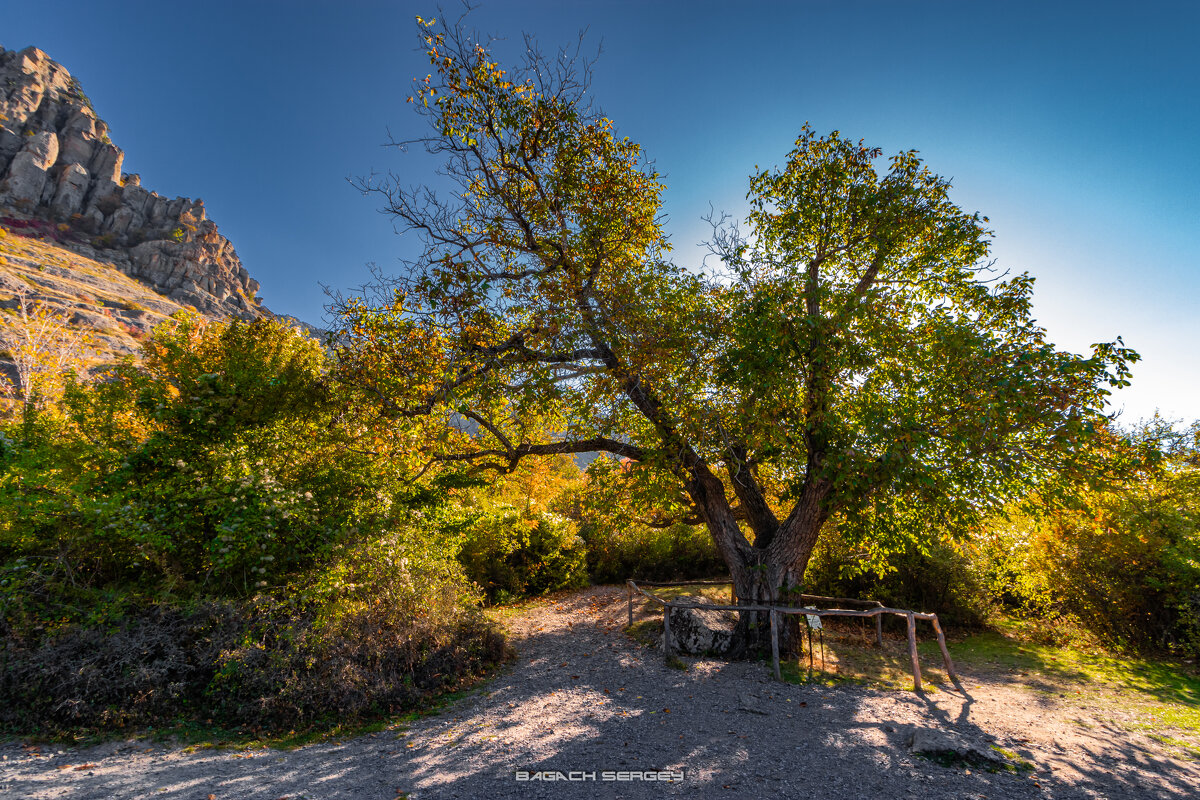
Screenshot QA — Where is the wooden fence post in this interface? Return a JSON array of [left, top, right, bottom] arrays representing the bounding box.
[[627, 582, 633, 627], [930, 614, 957, 680], [875, 614, 884, 647], [906, 612, 923, 692], [663, 604, 672, 659], [770, 609, 781, 680]]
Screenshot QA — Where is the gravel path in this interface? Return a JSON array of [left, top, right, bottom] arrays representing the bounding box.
[[3, 585, 1198, 799]]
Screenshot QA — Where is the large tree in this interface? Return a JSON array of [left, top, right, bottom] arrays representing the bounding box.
[[334, 16, 1136, 651]]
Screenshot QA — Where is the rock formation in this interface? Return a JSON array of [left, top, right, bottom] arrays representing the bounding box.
[[664, 596, 737, 655], [0, 45, 263, 320]]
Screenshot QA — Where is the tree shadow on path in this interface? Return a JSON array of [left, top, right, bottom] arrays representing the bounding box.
[[3, 587, 1197, 799]]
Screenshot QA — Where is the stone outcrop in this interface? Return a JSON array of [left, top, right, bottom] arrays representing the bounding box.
[[0, 46, 263, 320], [907, 727, 1014, 767], [664, 596, 737, 655]]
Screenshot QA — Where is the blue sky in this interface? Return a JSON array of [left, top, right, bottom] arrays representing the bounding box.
[[2, 0, 1195, 424]]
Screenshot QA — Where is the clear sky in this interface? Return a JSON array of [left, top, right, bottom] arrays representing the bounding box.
[[2, 0, 1195, 425]]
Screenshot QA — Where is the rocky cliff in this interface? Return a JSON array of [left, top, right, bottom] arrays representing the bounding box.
[[0, 45, 263, 320]]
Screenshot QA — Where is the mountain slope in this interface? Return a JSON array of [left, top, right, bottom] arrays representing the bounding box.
[[0, 45, 268, 327], [0, 225, 199, 361]]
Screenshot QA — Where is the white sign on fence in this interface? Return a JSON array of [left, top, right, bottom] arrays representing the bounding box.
[[802, 606, 822, 630]]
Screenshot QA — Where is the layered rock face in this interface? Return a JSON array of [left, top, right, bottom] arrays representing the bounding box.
[[0, 46, 262, 319]]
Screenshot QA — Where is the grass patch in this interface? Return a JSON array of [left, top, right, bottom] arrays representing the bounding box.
[[943, 631, 1200, 707], [779, 658, 863, 688], [773, 620, 953, 691], [483, 600, 539, 625], [773, 617, 1200, 726], [989, 745, 1036, 772], [940, 627, 1200, 753], [1146, 733, 1200, 760], [483, 588, 592, 624], [666, 654, 688, 671], [625, 618, 661, 648], [639, 583, 735, 604]]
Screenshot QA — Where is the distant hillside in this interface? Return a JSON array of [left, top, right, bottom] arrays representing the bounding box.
[[0, 225, 200, 362], [0, 44, 278, 365]]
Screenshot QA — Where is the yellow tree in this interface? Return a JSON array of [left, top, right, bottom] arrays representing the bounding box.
[[0, 285, 91, 413]]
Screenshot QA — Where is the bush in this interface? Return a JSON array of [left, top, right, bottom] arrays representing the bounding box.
[[795, 421, 1200, 651], [0, 314, 377, 604], [0, 599, 506, 735], [581, 521, 726, 585], [0, 527, 507, 735], [974, 481, 1200, 656], [0, 601, 243, 731], [207, 527, 506, 728], [0, 314, 512, 735], [803, 519, 986, 625], [966, 421, 1200, 656], [457, 511, 587, 603]]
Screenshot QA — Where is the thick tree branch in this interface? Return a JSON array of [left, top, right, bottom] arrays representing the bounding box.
[[435, 435, 647, 474], [725, 443, 780, 547]]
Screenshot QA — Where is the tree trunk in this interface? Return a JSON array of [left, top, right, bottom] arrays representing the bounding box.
[[725, 557, 806, 657], [693, 472, 832, 657]]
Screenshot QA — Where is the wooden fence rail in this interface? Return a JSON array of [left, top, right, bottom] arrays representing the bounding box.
[[625, 579, 956, 692], [624, 580, 885, 645]]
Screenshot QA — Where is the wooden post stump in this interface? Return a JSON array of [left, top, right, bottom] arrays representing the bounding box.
[[931, 614, 957, 680], [906, 612, 922, 692], [662, 605, 672, 659], [770, 609, 781, 680]]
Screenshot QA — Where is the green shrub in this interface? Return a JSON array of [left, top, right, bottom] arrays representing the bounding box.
[[0, 313, 512, 736], [580, 521, 725, 584], [457, 511, 587, 603], [974, 472, 1200, 656], [912, 420, 1200, 655], [0, 520, 506, 735], [0, 315, 356, 605], [206, 526, 504, 728], [803, 519, 986, 625]]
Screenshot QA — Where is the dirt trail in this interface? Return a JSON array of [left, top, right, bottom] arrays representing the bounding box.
[[2, 586, 1198, 799]]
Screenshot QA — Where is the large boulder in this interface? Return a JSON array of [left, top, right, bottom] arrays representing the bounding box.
[[664, 595, 738, 655]]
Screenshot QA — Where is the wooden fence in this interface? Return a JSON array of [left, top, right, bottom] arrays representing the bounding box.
[[626, 579, 956, 692]]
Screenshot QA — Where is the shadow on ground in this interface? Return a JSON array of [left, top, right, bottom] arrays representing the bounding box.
[[2, 587, 1197, 799]]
